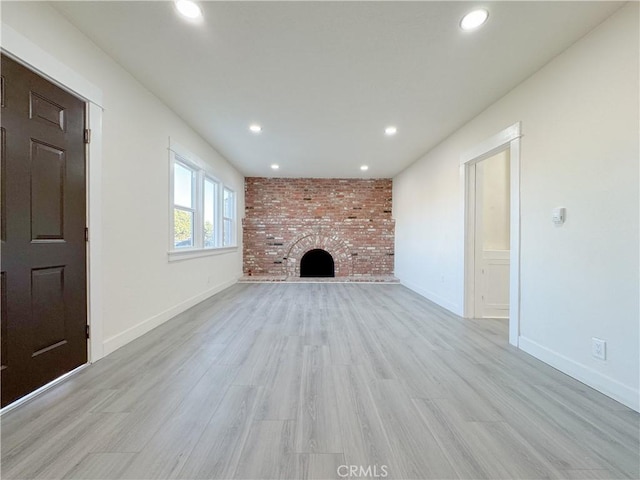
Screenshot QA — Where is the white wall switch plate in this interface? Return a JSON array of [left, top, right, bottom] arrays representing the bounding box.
[[552, 207, 566, 225]]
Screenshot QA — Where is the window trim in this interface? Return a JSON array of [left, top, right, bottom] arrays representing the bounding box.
[[168, 140, 237, 261]]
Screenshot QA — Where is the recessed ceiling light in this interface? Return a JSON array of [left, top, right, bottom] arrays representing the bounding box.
[[249, 124, 262, 133], [175, 0, 202, 19], [271, 164, 279, 170], [460, 9, 489, 31], [360, 165, 369, 171], [385, 126, 397, 136]]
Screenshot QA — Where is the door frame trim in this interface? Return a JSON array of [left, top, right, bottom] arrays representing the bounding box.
[[2, 23, 105, 363], [460, 122, 522, 346]]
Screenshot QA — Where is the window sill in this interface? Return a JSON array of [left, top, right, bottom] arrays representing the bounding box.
[[168, 246, 238, 262]]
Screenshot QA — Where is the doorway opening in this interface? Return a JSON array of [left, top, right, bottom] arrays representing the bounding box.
[[300, 249, 335, 277], [461, 122, 521, 347], [473, 150, 511, 319], [1, 32, 104, 415]]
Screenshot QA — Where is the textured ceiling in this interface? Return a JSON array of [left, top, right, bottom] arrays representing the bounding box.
[[54, 1, 623, 178]]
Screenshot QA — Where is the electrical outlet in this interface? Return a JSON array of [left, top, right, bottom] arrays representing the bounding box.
[[592, 337, 606, 360]]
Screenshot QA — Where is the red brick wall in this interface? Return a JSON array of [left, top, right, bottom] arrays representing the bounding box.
[[243, 178, 394, 277]]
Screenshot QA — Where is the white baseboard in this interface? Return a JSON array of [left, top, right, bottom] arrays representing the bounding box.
[[519, 336, 639, 412], [399, 279, 463, 316], [102, 277, 239, 356]]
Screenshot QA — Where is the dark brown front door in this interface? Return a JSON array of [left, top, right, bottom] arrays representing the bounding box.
[[1, 55, 88, 408]]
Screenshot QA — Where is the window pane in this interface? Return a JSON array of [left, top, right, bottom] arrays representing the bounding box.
[[174, 208, 194, 248], [223, 218, 232, 246], [223, 188, 234, 219], [174, 162, 193, 208], [204, 179, 216, 247]]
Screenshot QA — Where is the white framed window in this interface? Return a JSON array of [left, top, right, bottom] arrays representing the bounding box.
[[223, 187, 236, 246], [168, 140, 237, 261], [173, 161, 196, 248], [204, 177, 218, 248]]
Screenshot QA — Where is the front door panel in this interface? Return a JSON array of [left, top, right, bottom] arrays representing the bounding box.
[[1, 55, 87, 407]]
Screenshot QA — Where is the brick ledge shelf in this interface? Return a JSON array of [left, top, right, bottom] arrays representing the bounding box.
[[239, 275, 400, 283]]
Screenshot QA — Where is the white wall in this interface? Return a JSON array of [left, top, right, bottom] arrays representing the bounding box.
[[1, 2, 245, 358], [479, 150, 510, 251], [394, 4, 639, 410]]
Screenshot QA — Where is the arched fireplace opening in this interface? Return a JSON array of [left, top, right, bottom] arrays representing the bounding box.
[[300, 249, 335, 277]]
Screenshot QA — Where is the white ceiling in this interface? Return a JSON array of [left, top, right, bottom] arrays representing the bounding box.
[[54, 1, 622, 178]]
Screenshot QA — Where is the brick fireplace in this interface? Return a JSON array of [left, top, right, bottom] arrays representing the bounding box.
[[243, 178, 395, 278]]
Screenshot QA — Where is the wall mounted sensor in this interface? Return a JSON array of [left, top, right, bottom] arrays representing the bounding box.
[[552, 207, 566, 225]]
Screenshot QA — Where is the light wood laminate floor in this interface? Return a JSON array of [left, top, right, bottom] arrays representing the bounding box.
[[2, 283, 638, 479]]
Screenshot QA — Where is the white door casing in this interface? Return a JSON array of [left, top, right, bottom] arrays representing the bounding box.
[[1, 23, 105, 363], [461, 122, 521, 346]]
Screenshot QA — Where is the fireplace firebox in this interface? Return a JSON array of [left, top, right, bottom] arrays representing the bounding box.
[[300, 249, 335, 277]]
